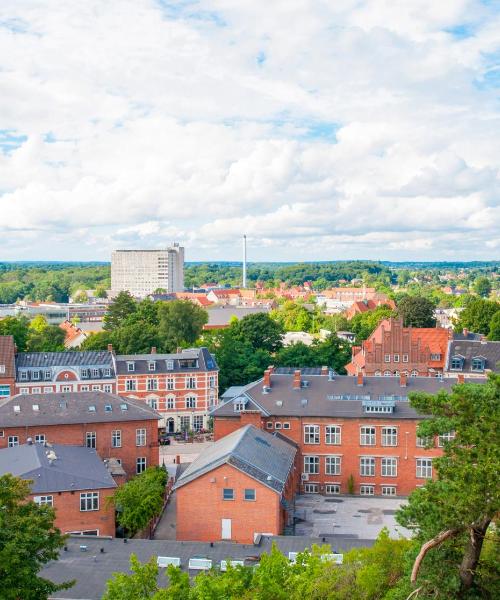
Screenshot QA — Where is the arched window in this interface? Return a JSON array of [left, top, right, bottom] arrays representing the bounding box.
[[384, 370, 391, 376], [411, 370, 418, 377]]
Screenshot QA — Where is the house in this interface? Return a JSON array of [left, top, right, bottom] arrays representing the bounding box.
[[210, 367, 481, 497], [320, 287, 377, 302], [175, 424, 297, 543], [202, 306, 272, 331], [0, 391, 160, 478], [206, 289, 242, 305], [15, 348, 116, 395], [0, 443, 117, 536], [445, 338, 500, 377], [0, 335, 16, 399], [345, 318, 450, 377], [344, 297, 396, 320], [59, 320, 88, 348], [115, 347, 218, 434]]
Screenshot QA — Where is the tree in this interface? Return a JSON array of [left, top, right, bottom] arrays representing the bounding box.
[[275, 342, 317, 368], [234, 312, 284, 353], [397, 376, 500, 597], [94, 285, 108, 299], [72, 291, 88, 303], [0, 315, 30, 351], [487, 310, 500, 341], [111, 467, 167, 536], [111, 322, 161, 355], [80, 331, 114, 351], [474, 277, 492, 298], [157, 300, 208, 351], [25, 316, 66, 352], [455, 297, 500, 335], [396, 295, 436, 328], [350, 305, 394, 342], [313, 334, 352, 374], [0, 474, 73, 599], [104, 291, 137, 331], [270, 301, 313, 332]]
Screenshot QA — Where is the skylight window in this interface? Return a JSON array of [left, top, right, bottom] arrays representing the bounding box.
[[88, 405, 96, 412]]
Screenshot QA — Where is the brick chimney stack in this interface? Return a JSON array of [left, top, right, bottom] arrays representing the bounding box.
[[400, 372, 407, 387], [457, 374, 465, 384], [293, 369, 301, 389], [357, 372, 364, 386], [263, 369, 271, 388], [151, 346, 157, 354], [321, 365, 328, 376], [107, 343, 113, 353], [463, 328, 469, 338]]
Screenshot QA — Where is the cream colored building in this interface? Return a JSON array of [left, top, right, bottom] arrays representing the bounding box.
[[111, 245, 184, 298]]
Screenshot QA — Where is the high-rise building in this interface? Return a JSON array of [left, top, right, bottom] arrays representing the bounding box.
[[111, 245, 184, 298]]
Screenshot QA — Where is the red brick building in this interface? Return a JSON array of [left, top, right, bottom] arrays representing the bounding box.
[[175, 424, 297, 543], [0, 335, 16, 400], [116, 347, 218, 434], [211, 368, 477, 497], [0, 391, 160, 478], [344, 297, 396, 320], [346, 318, 450, 377], [0, 443, 117, 536]]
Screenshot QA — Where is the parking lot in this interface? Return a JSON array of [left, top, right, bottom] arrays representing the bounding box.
[[294, 494, 411, 540]]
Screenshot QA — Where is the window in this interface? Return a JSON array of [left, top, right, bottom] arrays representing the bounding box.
[[325, 484, 340, 495], [127, 362, 135, 372], [266, 421, 273, 429], [32, 371, 40, 380], [382, 486, 397, 496], [44, 370, 51, 380], [451, 356, 463, 370], [471, 358, 484, 372], [125, 379, 137, 392], [360, 457, 375, 477], [166, 360, 174, 370], [34, 495, 53, 506], [19, 371, 28, 381], [234, 401, 246, 412], [381, 427, 398, 446], [381, 457, 397, 477], [0, 385, 10, 398], [103, 384, 112, 393], [360, 485, 374, 496], [86, 432, 96, 448], [80, 385, 90, 392], [166, 396, 175, 410], [136, 428, 146, 446], [103, 368, 111, 377], [416, 458, 433, 479], [304, 483, 319, 493], [92, 385, 100, 391], [111, 430, 122, 448], [180, 416, 190, 431], [325, 425, 341, 445], [283, 422, 291, 430], [209, 375, 216, 388], [384, 354, 390, 363], [360, 426, 376, 446], [274, 422, 282, 429], [136, 457, 147, 474], [186, 376, 196, 389], [147, 378, 158, 391], [91, 368, 99, 378], [430, 353, 441, 361], [416, 436, 433, 448], [32, 387, 41, 394], [185, 396, 196, 409], [438, 432, 455, 447], [148, 361, 156, 372], [193, 415, 204, 431], [304, 456, 320, 474], [80, 492, 99, 511], [0, 365, 4, 374], [394, 354, 400, 363], [35, 434, 45, 444], [8, 436, 19, 447], [166, 377, 174, 390], [244, 489, 256, 501], [384, 370, 391, 376], [222, 488, 234, 500], [81, 368, 89, 378], [304, 425, 320, 444], [61, 385, 72, 392], [411, 370, 419, 377], [43, 386, 54, 393], [148, 397, 158, 410], [325, 455, 341, 476], [402, 354, 409, 363]]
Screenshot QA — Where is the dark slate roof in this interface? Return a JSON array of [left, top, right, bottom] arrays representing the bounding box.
[[207, 306, 270, 327], [175, 425, 296, 494], [211, 373, 487, 420], [42, 535, 373, 599], [0, 443, 117, 493], [446, 339, 500, 373], [115, 347, 218, 374], [0, 335, 16, 378], [16, 350, 114, 369], [0, 391, 160, 426]]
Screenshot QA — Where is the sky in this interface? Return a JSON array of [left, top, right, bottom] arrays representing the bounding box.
[[1, 0, 500, 263]]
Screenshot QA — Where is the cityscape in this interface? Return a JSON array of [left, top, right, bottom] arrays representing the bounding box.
[[1, 2, 500, 600]]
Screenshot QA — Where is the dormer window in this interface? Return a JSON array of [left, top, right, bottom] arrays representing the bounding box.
[[91, 368, 99, 378], [0, 365, 4, 374], [127, 362, 135, 372], [44, 370, 51, 380], [430, 353, 441, 361], [148, 361, 156, 372], [103, 368, 111, 377], [166, 360, 174, 370], [19, 371, 28, 381], [450, 356, 463, 370], [88, 405, 96, 412], [32, 371, 40, 380], [81, 368, 89, 378], [471, 357, 485, 372]]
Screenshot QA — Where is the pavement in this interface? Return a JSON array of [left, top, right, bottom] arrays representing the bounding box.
[[153, 488, 177, 540], [160, 439, 214, 465]]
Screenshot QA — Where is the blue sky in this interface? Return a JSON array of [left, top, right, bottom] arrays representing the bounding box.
[[0, 0, 500, 262]]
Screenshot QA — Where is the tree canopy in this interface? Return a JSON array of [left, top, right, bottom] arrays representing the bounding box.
[[454, 297, 500, 335], [396, 295, 436, 328]]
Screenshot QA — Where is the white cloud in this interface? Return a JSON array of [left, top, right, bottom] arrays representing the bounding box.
[[0, 0, 499, 261]]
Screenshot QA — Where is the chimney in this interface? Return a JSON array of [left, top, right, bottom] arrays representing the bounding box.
[[321, 365, 328, 376], [267, 365, 274, 374], [293, 369, 301, 390], [176, 347, 182, 354], [400, 372, 407, 387], [351, 345, 361, 359], [357, 372, 364, 386], [457, 374, 465, 384], [462, 328, 468, 338], [107, 343, 113, 353], [263, 369, 271, 389], [151, 347, 157, 354]]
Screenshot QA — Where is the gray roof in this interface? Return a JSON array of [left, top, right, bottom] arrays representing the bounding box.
[[211, 373, 487, 420], [446, 339, 500, 373], [0, 391, 160, 426], [115, 347, 217, 374], [207, 306, 270, 327], [42, 535, 372, 599], [0, 443, 117, 493], [16, 350, 114, 369], [175, 425, 296, 494]]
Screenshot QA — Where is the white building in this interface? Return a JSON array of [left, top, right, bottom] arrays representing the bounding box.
[[111, 245, 184, 298]]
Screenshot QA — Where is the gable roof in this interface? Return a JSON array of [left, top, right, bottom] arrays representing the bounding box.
[[174, 424, 296, 494], [0, 335, 16, 378], [0, 443, 117, 493]]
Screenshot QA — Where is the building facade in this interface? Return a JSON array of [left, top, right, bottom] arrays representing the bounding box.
[[111, 245, 184, 298], [116, 347, 218, 433], [346, 318, 450, 377], [0, 391, 160, 478], [445, 338, 500, 377], [0, 335, 16, 400]]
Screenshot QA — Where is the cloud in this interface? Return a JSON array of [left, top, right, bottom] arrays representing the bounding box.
[[0, 0, 499, 261]]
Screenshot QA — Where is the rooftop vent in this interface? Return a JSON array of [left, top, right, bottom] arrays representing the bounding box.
[[328, 370, 335, 381], [32, 404, 39, 411], [300, 398, 308, 407], [262, 386, 270, 394], [88, 405, 96, 412], [13, 405, 20, 413], [120, 403, 128, 411], [276, 400, 283, 407]]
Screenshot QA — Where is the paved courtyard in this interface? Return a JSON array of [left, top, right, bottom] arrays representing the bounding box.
[[160, 439, 214, 465], [294, 494, 411, 540]]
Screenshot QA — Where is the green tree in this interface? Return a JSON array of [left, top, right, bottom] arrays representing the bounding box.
[[455, 297, 500, 335], [270, 301, 313, 332], [112, 322, 161, 355], [350, 305, 394, 342], [275, 342, 317, 368], [104, 291, 137, 331], [313, 334, 352, 374], [0, 315, 30, 351], [234, 312, 284, 353], [397, 376, 500, 598], [0, 474, 73, 600], [487, 310, 500, 341], [79, 331, 114, 351], [94, 285, 108, 299], [473, 277, 492, 298], [157, 300, 208, 351], [26, 316, 66, 352], [396, 295, 436, 328], [72, 291, 88, 303], [111, 467, 167, 536]]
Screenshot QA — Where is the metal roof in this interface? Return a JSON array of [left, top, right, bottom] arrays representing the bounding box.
[[115, 347, 218, 374], [16, 350, 114, 369], [446, 339, 500, 373], [0, 335, 15, 378]]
